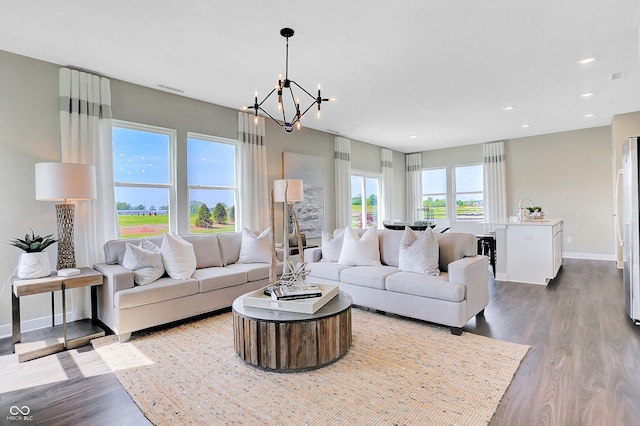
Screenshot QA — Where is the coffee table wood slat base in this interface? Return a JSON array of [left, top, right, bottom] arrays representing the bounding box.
[[233, 291, 352, 372]]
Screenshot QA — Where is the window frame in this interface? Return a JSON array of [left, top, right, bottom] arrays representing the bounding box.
[[421, 166, 448, 223], [350, 169, 382, 229], [453, 163, 484, 223], [112, 120, 178, 237], [186, 132, 241, 233]]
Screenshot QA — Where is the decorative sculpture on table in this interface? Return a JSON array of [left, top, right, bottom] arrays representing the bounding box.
[[273, 179, 308, 286]]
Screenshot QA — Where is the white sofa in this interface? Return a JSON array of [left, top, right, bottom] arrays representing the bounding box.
[[94, 233, 282, 342], [304, 229, 488, 334]]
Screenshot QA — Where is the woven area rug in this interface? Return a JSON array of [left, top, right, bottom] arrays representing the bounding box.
[[93, 308, 529, 425]]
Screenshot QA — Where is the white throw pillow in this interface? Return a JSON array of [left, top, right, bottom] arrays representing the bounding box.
[[238, 227, 272, 264], [321, 228, 345, 262], [338, 227, 381, 266], [398, 227, 440, 276], [122, 239, 165, 286], [160, 232, 197, 280]]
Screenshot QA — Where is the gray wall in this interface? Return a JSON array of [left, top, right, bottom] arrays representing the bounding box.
[[0, 49, 395, 336], [419, 126, 615, 257]]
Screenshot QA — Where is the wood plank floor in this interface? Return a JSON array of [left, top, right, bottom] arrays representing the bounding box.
[[0, 258, 639, 425]]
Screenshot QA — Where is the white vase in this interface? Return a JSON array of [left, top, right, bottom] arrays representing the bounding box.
[[17, 252, 51, 279]]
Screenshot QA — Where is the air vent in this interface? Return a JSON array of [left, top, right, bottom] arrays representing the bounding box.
[[155, 83, 185, 93], [610, 71, 627, 81]]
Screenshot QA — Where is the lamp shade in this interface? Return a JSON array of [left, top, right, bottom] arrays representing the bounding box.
[[274, 179, 303, 203], [35, 162, 97, 201]]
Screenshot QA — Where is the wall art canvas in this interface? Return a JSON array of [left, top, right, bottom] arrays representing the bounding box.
[[284, 152, 324, 238]]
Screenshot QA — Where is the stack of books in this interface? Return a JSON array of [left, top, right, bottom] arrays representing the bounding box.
[[271, 283, 322, 301]]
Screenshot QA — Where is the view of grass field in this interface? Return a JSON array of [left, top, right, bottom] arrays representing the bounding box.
[[117, 214, 234, 238]]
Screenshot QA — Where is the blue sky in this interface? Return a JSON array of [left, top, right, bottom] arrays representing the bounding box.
[[113, 127, 236, 210]]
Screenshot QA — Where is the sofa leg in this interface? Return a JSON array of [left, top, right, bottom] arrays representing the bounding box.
[[450, 327, 463, 336], [476, 309, 485, 317], [118, 332, 131, 343]]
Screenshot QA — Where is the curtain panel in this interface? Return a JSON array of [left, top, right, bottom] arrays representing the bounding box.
[[406, 153, 423, 225], [59, 67, 117, 267], [238, 112, 269, 231], [381, 148, 394, 221], [335, 137, 352, 229], [483, 141, 507, 226]]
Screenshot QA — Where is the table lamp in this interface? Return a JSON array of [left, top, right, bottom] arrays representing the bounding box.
[[273, 179, 304, 272], [35, 162, 97, 270]]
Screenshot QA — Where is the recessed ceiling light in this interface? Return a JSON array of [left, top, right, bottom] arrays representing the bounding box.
[[581, 92, 594, 98], [521, 124, 530, 128], [585, 113, 595, 118], [410, 135, 417, 139], [502, 106, 515, 111], [578, 56, 598, 65]]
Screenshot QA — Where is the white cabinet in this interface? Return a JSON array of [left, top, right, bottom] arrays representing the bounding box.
[[494, 219, 563, 285]]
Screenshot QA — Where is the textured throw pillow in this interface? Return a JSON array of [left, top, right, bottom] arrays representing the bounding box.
[[238, 227, 272, 264], [160, 232, 197, 280], [398, 227, 440, 276], [122, 239, 165, 286], [321, 228, 345, 262], [338, 227, 382, 266]]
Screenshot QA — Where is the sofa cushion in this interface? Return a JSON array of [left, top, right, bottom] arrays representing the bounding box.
[[217, 232, 242, 266], [340, 265, 399, 290], [104, 236, 163, 265], [238, 227, 272, 264], [161, 233, 197, 280], [122, 239, 165, 286], [434, 233, 477, 272], [193, 267, 248, 293], [180, 234, 223, 269], [306, 262, 353, 281], [338, 227, 382, 266], [321, 229, 345, 262], [115, 276, 199, 309], [223, 262, 277, 282], [385, 271, 465, 302], [398, 227, 440, 276]]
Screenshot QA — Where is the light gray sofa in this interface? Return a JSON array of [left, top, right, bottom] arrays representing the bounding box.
[[304, 229, 488, 334], [94, 233, 282, 342]]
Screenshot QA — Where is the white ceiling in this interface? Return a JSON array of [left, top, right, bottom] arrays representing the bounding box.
[[2, 1, 640, 153]]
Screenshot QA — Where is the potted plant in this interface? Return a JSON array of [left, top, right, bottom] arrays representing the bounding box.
[[9, 229, 57, 279]]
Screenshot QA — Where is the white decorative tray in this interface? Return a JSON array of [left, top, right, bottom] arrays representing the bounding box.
[[242, 283, 339, 314]]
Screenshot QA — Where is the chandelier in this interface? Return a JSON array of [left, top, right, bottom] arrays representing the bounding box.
[[244, 28, 334, 133]]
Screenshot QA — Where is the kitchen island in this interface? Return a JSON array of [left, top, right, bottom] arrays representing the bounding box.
[[493, 218, 563, 285]]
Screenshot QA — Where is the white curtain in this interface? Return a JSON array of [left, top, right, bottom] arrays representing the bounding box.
[[59, 67, 117, 267], [483, 141, 507, 225], [238, 112, 269, 231], [406, 153, 422, 224], [335, 137, 352, 229], [381, 148, 394, 221]]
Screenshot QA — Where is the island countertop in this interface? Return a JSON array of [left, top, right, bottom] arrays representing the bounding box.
[[485, 218, 563, 227]]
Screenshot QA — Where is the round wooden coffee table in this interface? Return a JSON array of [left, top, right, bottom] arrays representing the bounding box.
[[232, 291, 352, 372]]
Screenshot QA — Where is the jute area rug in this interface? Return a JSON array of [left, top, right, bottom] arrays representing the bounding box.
[[92, 308, 529, 426]]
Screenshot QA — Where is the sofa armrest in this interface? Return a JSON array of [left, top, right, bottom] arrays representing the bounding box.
[[447, 255, 489, 316], [276, 248, 285, 262], [304, 247, 323, 263], [94, 262, 135, 293]]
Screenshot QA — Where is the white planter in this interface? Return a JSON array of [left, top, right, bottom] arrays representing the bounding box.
[[17, 252, 51, 279]]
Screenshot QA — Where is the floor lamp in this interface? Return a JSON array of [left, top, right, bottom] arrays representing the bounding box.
[[273, 179, 303, 275], [35, 162, 97, 270]]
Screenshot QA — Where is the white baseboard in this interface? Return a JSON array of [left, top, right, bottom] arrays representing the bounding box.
[[562, 252, 616, 262], [0, 311, 86, 340]]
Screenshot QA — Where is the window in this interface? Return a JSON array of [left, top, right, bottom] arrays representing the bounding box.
[[187, 134, 239, 234], [454, 164, 483, 221], [112, 122, 175, 238], [422, 168, 447, 223], [351, 173, 381, 229]]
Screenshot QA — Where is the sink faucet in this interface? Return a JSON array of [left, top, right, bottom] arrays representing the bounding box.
[[518, 198, 533, 221]]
